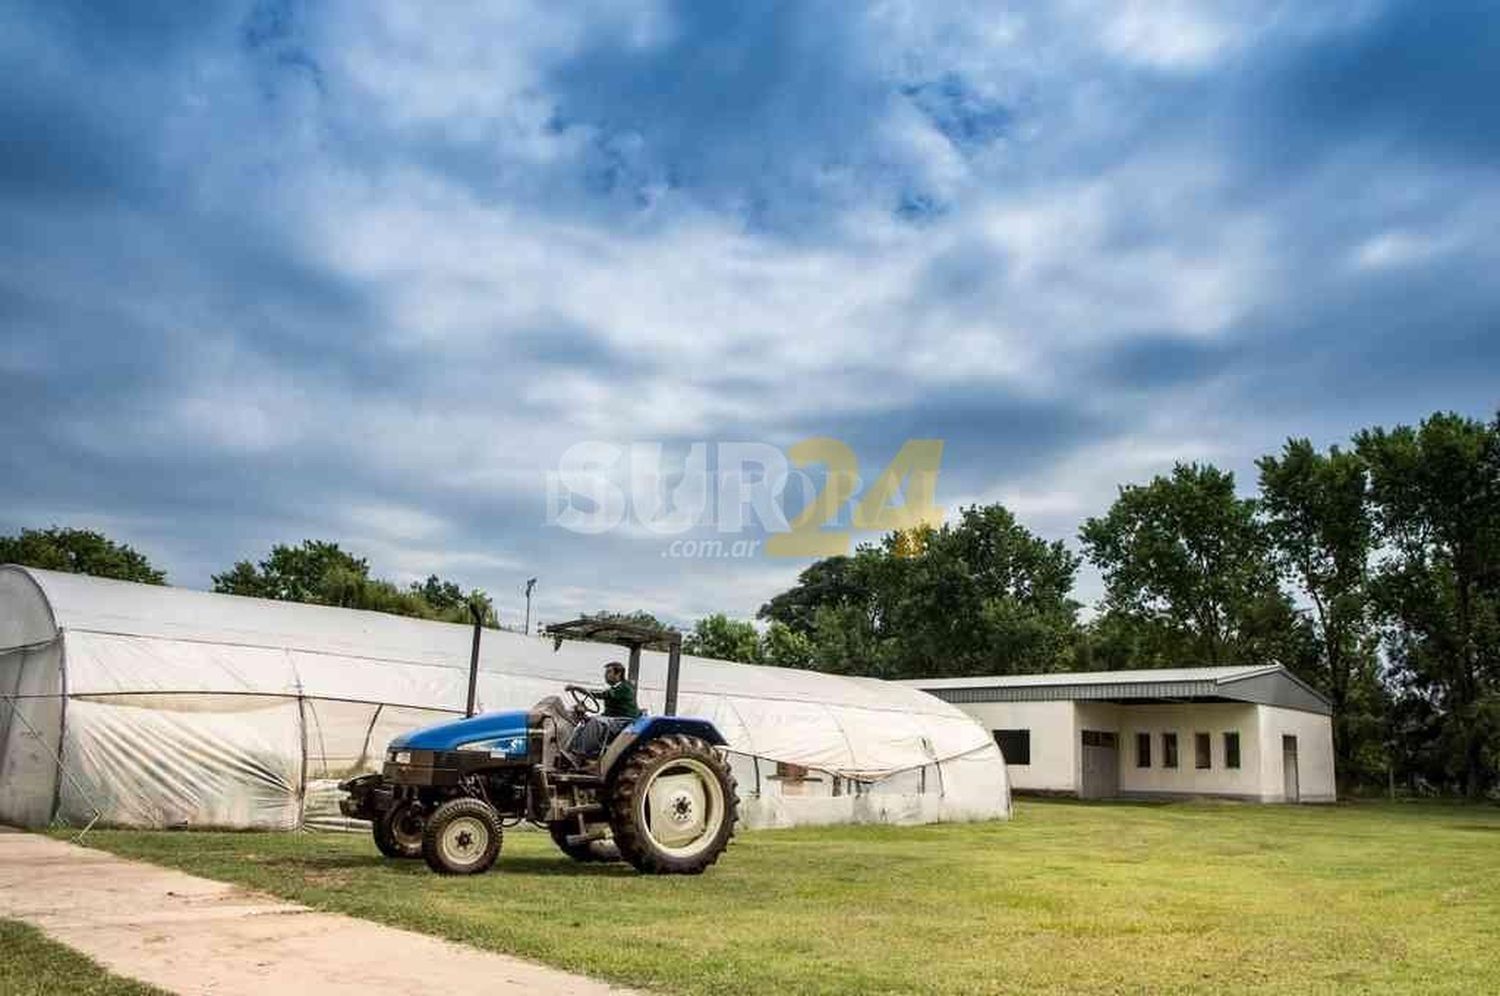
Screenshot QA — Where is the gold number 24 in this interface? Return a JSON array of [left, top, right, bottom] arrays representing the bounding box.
[[765, 439, 944, 558]]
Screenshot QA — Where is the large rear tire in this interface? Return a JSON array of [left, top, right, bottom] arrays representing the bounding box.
[[372, 802, 424, 859], [606, 734, 736, 874], [547, 821, 621, 863], [422, 798, 502, 875]]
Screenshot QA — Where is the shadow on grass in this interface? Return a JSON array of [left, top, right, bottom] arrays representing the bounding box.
[[1016, 797, 1176, 809], [257, 851, 638, 879], [484, 854, 636, 877], [262, 853, 400, 872]]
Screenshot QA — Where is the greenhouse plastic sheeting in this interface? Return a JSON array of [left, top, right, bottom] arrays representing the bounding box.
[[0, 566, 1010, 830]]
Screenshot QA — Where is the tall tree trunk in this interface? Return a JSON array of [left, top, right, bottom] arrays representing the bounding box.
[[1456, 572, 1482, 798], [1329, 649, 1352, 794]]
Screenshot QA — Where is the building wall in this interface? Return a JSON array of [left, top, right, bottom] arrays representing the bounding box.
[[942, 697, 1335, 802], [1112, 702, 1265, 799], [942, 700, 1077, 792], [1257, 704, 1337, 803]]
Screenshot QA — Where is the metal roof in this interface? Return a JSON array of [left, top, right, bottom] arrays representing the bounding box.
[[898, 665, 1331, 715], [543, 617, 680, 650]]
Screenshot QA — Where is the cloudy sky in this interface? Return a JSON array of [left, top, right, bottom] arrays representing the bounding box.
[[3, 1, 1497, 627]]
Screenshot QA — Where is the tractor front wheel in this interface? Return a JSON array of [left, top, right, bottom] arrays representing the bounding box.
[[606, 734, 737, 874], [372, 802, 425, 859], [421, 798, 502, 875]]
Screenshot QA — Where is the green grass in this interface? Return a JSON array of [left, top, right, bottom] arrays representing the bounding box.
[[63, 801, 1500, 995], [0, 920, 165, 996]]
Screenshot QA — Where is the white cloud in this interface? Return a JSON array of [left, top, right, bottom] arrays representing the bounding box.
[[344, 502, 448, 542], [1093, 0, 1245, 70], [1349, 230, 1451, 271]]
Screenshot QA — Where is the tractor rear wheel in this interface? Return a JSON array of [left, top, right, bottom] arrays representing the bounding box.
[[422, 798, 502, 875], [372, 802, 424, 859], [547, 821, 621, 863], [606, 734, 737, 874]]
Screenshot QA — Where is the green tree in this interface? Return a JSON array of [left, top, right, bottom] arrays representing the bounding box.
[[1079, 464, 1301, 669], [917, 507, 1081, 675], [1357, 413, 1500, 797], [411, 575, 468, 613], [807, 601, 896, 677], [213, 540, 367, 602], [1075, 610, 1184, 671], [761, 620, 814, 669], [758, 556, 864, 635], [407, 574, 497, 627], [683, 614, 763, 664], [757, 504, 1081, 678], [0, 526, 166, 584], [212, 540, 497, 627], [1257, 439, 1381, 788]]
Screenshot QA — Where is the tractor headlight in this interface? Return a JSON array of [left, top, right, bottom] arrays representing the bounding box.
[[458, 736, 527, 756], [390, 750, 412, 765]]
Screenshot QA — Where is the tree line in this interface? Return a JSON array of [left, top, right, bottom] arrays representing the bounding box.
[[0, 530, 498, 628]]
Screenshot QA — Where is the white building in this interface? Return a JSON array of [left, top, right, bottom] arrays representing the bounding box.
[[902, 666, 1335, 803], [0, 566, 1009, 831]]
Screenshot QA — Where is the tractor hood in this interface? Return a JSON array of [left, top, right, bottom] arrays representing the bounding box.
[[390, 710, 531, 752]]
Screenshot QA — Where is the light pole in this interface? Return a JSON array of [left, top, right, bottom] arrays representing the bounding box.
[[523, 577, 537, 635]]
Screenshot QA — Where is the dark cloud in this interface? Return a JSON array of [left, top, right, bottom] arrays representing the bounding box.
[[1091, 336, 1242, 393], [505, 325, 652, 374], [541, 2, 903, 227], [1230, 251, 1500, 416], [901, 74, 1013, 153], [1258, 2, 1500, 166], [787, 389, 1113, 503]]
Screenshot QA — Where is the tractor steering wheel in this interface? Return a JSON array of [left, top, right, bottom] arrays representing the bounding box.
[[565, 685, 603, 716]]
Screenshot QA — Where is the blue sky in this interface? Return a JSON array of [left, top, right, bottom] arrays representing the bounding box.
[[3, 1, 1497, 627]]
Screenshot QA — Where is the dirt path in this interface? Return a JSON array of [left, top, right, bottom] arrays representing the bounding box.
[[0, 829, 637, 996]]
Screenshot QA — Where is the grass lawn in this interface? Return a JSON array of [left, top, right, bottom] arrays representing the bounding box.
[[0, 919, 165, 996], [66, 800, 1499, 995]]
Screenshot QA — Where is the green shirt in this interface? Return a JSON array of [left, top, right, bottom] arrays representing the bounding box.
[[601, 680, 641, 719]]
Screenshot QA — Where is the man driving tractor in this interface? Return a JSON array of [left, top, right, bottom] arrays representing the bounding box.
[[566, 660, 642, 757]]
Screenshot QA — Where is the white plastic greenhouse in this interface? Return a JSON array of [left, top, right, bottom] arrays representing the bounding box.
[[0, 566, 1010, 831]]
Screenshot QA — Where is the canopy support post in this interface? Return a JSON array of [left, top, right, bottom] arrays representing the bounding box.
[[466, 602, 483, 718], [626, 643, 642, 686], [664, 636, 681, 717]]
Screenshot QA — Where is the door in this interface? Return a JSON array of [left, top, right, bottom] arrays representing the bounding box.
[[1080, 730, 1119, 799], [1282, 734, 1300, 803], [0, 645, 64, 827]]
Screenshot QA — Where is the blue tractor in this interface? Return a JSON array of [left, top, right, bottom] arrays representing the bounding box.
[[339, 617, 738, 875]]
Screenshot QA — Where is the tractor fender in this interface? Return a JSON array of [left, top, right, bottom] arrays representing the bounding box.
[[598, 716, 727, 779]]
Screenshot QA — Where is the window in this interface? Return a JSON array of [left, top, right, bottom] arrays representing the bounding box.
[[1081, 730, 1117, 749], [1162, 732, 1179, 768], [1195, 732, 1212, 769], [1224, 732, 1241, 769], [994, 729, 1031, 766], [1136, 732, 1152, 768]]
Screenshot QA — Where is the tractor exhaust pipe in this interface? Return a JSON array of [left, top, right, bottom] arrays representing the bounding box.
[[665, 635, 681, 717], [466, 601, 483, 717]]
